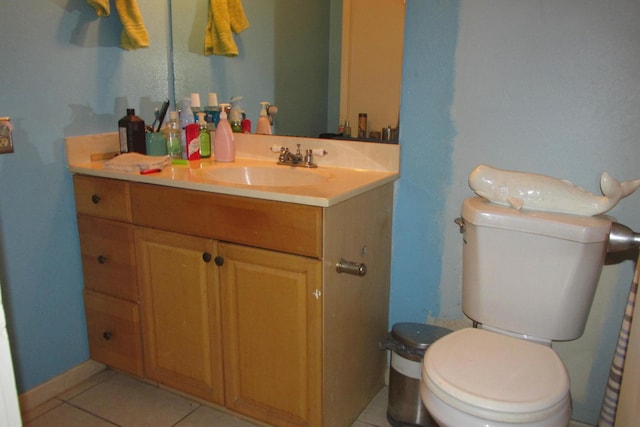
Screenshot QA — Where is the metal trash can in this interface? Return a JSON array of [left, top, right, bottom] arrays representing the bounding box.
[[380, 322, 451, 427]]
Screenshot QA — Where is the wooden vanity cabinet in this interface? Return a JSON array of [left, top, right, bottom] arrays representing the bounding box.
[[74, 176, 392, 427], [73, 175, 143, 377]]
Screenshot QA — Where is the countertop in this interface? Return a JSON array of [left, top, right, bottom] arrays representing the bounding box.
[[66, 132, 400, 207]]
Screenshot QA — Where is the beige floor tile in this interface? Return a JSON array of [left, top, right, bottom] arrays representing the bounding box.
[[355, 386, 393, 427], [23, 402, 115, 427], [176, 405, 262, 427], [58, 369, 117, 401], [68, 373, 199, 426]]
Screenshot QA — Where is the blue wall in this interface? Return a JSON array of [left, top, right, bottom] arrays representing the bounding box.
[[0, 0, 170, 391], [390, 0, 459, 325]]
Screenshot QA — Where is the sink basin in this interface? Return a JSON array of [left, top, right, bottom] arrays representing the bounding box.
[[199, 166, 329, 187]]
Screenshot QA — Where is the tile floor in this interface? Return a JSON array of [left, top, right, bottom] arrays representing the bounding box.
[[21, 369, 393, 427]]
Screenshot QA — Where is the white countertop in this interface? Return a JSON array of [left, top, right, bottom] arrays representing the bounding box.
[[66, 132, 400, 207]]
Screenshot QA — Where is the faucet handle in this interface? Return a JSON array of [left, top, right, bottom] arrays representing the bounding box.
[[270, 145, 282, 153]]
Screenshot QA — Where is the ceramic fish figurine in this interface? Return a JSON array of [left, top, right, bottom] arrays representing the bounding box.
[[468, 164, 640, 216]]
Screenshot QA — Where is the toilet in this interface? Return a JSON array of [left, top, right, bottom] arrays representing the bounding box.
[[421, 197, 612, 427]]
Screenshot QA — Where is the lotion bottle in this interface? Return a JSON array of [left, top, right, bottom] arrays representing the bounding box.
[[213, 103, 235, 162], [256, 102, 272, 135]]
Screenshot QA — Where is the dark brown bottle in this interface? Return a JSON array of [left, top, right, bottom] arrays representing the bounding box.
[[118, 108, 146, 154]]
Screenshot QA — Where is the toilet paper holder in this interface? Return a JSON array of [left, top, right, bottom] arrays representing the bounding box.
[[336, 258, 367, 276]]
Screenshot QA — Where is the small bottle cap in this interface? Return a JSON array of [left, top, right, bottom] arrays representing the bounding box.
[[190, 93, 201, 108]]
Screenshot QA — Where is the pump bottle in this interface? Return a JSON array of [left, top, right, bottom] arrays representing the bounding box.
[[213, 103, 235, 162], [256, 102, 272, 135], [198, 112, 211, 158]]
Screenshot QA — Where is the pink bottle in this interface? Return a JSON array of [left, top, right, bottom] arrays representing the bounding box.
[[213, 103, 235, 162]]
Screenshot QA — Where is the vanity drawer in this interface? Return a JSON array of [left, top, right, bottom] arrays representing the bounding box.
[[84, 289, 143, 377], [77, 215, 138, 302], [130, 183, 323, 258], [73, 175, 132, 222]]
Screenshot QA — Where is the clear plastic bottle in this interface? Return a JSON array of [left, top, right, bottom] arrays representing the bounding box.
[[213, 103, 235, 162], [180, 98, 194, 159], [165, 111, 182, 159], [198, 112, 211, 158], [118, 108, 146, 154]]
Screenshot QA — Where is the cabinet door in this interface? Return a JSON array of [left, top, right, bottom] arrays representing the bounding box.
[[218, 242, 322, 427], [135, 227, 224, 404]]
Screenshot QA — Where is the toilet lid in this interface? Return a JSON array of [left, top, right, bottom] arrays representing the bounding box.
[[423, 328, 570, 423]]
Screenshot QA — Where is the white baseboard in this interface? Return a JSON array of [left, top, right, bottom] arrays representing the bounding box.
[[18, 360, 105, 414]]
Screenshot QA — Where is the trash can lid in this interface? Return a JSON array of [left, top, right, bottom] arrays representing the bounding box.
[[391, 322, 451, 350]]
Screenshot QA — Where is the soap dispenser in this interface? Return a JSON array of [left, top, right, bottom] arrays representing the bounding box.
[[197, 112, 211, 158], [256, 102, 272, 135], [229, 96, 243, 133], [213, 103, 235, 162]]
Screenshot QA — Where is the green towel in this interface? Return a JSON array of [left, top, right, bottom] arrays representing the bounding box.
[[205, 0, 250, 57], [87, 0, 149, 50]]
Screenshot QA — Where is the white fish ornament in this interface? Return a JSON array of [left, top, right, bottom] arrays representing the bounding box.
[[468, 164, 640, 216]]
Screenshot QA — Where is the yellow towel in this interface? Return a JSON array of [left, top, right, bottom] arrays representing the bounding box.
[[87, 0, 149, 50], [205, 0, 250, 57]]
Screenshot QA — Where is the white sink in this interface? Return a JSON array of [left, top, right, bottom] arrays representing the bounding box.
[[199, 166, 330, 187]]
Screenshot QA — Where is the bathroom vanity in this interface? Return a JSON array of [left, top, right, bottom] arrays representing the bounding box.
[[67, 133, 399, 427]]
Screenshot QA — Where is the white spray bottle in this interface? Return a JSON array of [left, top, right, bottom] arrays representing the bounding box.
[[213, 103, 235, 162]]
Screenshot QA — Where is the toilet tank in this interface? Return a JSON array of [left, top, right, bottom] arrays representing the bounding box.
[[460, 197, 612, 341]]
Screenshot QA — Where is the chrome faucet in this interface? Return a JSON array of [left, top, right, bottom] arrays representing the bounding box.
[[277, 144, 318, 168]]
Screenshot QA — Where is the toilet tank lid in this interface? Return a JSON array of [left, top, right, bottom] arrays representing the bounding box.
[[462, 197, 612, 243]]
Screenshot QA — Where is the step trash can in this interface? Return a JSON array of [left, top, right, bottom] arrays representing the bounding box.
[[380, 322, 451, 427]]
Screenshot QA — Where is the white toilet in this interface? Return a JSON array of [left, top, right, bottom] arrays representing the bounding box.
[[421, 197, 613, 427]]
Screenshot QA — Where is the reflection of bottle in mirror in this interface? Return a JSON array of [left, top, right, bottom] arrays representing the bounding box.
[[343, 120, 351, 138], [256, 102, 272, 135], [358, 113, 367, 139]]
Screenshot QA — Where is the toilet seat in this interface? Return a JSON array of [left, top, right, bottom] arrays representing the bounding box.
[[423, 328, 571, 424]]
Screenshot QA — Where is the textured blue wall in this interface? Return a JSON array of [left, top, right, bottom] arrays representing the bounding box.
[[0, 0, 169, 391], [390, 0, 459, 325]]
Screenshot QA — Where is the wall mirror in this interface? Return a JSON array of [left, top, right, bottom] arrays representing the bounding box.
[[170, 0, 404, 141]]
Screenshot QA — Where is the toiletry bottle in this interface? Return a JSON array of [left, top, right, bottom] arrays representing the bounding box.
[[165, 111, 182, 159], [256, 102, 272, 135], [190, 93, 201, 122], [213, 103, 235, 162], [343, 120, 352, 138], [180, 98, 194, 159], [118, 108, 146, 154], [358, 113, 368, 139], [241, 112, 251, 133], [198, 112, 211, 158], [185, 122, 200, 161], [229, 97, 243, 133], [204, 92, 220, 130]]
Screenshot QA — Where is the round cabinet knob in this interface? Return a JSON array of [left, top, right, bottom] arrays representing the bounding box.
[[91, 194, 101, 204], [102, 331, 112, 340], [202, 252, 212, 263], [214, 256, 224, 266], [97, 255, 107, 264]]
